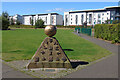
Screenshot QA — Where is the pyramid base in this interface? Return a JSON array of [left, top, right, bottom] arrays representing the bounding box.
[[27, 37, 72, 69], [27, 62, 72, 69]]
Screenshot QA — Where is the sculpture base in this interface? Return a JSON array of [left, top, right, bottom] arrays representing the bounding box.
[[27, 62, 72, 69], [27, 37, 72, 69]]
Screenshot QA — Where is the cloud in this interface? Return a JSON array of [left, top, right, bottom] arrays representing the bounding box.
[[46, 8, 75, 12]]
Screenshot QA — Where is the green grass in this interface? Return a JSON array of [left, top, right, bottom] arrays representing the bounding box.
[[2, 29, 112, 62]]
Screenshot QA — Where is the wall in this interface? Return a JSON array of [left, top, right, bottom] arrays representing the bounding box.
[[56, 15, 63, 25]]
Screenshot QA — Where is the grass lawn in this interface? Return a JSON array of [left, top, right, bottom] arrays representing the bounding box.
[[2, 28, 112, 62]]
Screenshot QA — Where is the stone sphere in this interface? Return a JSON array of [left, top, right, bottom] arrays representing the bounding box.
[[44, 25, 57, 37]]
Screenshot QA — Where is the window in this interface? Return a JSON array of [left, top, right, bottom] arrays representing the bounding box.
[[46, 17, 47, 23], [71, 15, 72, 17], [98, 14, 101, 18], [81, 14, 84, 24], [98, 20, 101, 24], [102, 13, 104, 16], [107, 13, 109, 15], [35, 17, 36, 22], [52, 16, 54, 24], [30, 17, 31, 24], [65, 15, 68, 24], [89, 14, 92, 24], [71, 18, 72, 20], [111, 17, 113, 20], [75, 15, 78, 24], [71, 22, 72, 24], [107, 17, 109, 20]]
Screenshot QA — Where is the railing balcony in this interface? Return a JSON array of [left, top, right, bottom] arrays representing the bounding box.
[[115, 13, 120, 17]]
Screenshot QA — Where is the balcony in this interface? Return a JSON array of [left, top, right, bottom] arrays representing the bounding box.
[[115, 13, 120, 17]]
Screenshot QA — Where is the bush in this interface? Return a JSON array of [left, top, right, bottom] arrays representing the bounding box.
[[94, 24, 120, 43], [105, 19, 111, 24], [2, 12, 9, 30], [16, 20, 21, 25], [10, 18, 14, 25], [2, 16, 9, 30], [112, 20, 120, 24], [56, 25, 93, 28], [9, 25, 35, 28], [0, 16, 2, 29], [35, 19, 44, 28]]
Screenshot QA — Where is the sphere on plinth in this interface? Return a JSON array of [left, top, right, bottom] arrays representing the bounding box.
[[44, 25, 57, 37]]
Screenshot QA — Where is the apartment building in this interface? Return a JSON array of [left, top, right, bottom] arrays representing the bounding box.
[[9, 13, 63, 26], [64, 6, 120, 26], [9, 14, 23, 24]]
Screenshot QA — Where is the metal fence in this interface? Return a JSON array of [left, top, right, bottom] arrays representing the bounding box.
[[75, 27, 92, 36]]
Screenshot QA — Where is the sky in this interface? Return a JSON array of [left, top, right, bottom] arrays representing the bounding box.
[[2, 2, 119, 16]]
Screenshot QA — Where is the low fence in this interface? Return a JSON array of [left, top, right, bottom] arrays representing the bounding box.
[[75, 27, 92, 36]]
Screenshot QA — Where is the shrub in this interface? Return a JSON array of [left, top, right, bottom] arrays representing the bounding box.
[[10, 18, 14, 25], [35, 19, 44, 28], [105, 19, 111, 24], [2, 16, 9, 30], [16, 20, 21, 25], [2, 12, 9, 30], [112, 20, 120, 24], [56, 25, 93, 28], [94, 24, 120, 43], [0, 16, 2, 29], [9, 25, 35, 28]]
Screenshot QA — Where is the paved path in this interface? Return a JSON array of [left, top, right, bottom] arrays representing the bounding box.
[[2, 62, 33, 78], [64, 32, 118, 78]]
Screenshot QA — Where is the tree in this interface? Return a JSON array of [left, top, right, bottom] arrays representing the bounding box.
[[0, 16, 2, 30], [112, 20, 120, 24], [35, 19, 44, 28], [30, 18, 34, 26], [16, 20, 21, 25], [2, 11, 9, 19], [2, 12, 9, 30], [105, 19, 111, 24], [11, 18, 14, 25]]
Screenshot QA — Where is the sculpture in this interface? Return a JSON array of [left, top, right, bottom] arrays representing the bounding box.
[[27, 25, 72, 69]]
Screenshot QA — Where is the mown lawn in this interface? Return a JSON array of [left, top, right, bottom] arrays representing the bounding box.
[[2, 28, 112, 62]]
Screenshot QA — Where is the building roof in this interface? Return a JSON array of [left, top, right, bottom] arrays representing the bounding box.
[[69, 9, 106, 13], [23, 13, 59, 16], [105, 6, 120, 9], [69, 6, 120, 13]]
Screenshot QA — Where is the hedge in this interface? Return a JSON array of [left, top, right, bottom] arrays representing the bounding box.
[[9, 25, 93, 29], [94, 24, 120, 43], [56, 25, 93, 28], [9, 25, 36, 28]]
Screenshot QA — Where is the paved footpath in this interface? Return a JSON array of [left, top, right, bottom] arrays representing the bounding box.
[[64, 32, 119, 78], [2, 62, 33, 78]]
